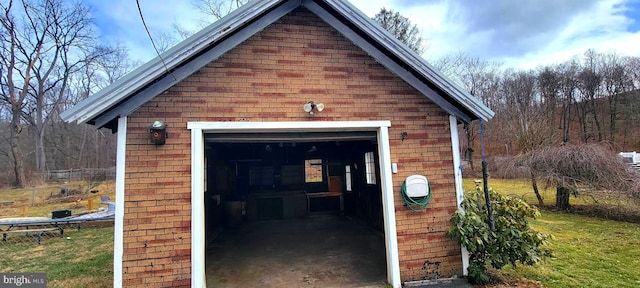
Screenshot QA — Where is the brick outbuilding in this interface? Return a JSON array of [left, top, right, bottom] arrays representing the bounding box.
[[62, 0, 493, 287]]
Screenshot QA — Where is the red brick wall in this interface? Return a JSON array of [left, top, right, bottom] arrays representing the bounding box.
[[122, 8, 462, 287]]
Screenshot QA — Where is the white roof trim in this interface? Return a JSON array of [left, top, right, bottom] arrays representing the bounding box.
[[188, 120, 391, 132]]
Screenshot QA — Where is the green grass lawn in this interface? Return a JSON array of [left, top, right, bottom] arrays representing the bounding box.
[[0, 226, 113, 288], [505, 212, 640, 288], [0, 181, 115, 288], [463, 178, 640, 287]]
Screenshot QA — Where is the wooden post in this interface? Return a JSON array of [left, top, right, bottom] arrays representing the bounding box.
[[88, 199, 94, 211]]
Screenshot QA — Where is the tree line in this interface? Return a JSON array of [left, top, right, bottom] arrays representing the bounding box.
[[435, 51, 640, 164], [435, 51, 640, 209]]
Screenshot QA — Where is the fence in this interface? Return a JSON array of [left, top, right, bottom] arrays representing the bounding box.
[[0, 182, 115, 287], [37, 167, 116, 183]]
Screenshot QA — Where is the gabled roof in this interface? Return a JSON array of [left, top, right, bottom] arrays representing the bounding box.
[[61, 0, 494, 130]]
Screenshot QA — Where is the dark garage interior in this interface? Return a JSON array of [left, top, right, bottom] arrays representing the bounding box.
[[204, 132, 388, 287]]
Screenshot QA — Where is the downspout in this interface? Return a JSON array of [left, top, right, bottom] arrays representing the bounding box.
[[449, 115, 469, 275]]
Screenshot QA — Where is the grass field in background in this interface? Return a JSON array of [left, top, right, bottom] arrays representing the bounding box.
[[462, 178, 557, 204], [0, 181, 116, 218]]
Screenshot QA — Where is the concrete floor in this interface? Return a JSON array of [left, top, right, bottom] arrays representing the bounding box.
[[205, 214, 388, 288]]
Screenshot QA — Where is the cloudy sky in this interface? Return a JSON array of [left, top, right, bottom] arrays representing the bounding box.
[[84, 0, 640, 69]]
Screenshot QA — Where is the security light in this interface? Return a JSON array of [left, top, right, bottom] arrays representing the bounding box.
[[303, 101, 324, 115]]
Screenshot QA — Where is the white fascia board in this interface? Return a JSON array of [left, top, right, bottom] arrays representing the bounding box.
[[187, 121, 391, 132]]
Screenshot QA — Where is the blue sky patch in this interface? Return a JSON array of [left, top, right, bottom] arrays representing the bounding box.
[[621, 0, 640, 32]]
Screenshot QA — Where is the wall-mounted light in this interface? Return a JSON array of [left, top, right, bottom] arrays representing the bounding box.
[[401, 132, 408, 141], [149, 120, 167, 145], [303, 101, 324, 115]]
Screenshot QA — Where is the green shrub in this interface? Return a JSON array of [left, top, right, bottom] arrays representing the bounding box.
[[448, 187, 552, 284]]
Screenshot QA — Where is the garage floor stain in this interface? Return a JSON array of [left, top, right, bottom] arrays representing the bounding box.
[[205, 214, 388, 287]]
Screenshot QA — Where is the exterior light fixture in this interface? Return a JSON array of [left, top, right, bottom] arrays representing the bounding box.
[[401, 132, 408, 141], [149, 120, 167, 145], [303, 101, 324, 115]]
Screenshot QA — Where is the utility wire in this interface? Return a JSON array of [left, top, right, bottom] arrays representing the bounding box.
[[136, 0, 177, 81]]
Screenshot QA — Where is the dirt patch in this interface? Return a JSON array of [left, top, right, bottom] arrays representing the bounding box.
[[47, 188, 86, 204]]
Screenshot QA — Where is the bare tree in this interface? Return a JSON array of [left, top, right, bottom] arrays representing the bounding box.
[[600, 53, 634, 144], [434, 52, 502, 169], [46, 43, 132, 171], [438, 53, 503, 110], [0, 0, 39, 187], [537, 66, 562, 129], [193, 0, 250, 20], [557, 59, 579, 144], [173, 0, 250, 46], [372, 7, 425, 54], [515, 143, 639, 210], [501, 70, 539, 140], [26, 1, 108, 173], [501, 70, 556, 205], [0, 0, 114, 186], [576, 50, 604, 142], [153, 31, 179, 54], [90, 46, 136, 91], [618, 56, 640, 148]]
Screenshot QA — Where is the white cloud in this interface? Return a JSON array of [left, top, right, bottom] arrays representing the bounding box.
[[349, 0, 640, 69], [86, 0, 640, 70], [498, 0, 640, 68]]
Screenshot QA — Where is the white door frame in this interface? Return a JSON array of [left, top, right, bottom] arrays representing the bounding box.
[[114, 116, 127, 288], [188, 121, 401, 288]]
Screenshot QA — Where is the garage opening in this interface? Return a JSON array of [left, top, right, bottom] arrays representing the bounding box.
[[189, 121, 400, 287], [204, 132, 388, 287]]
